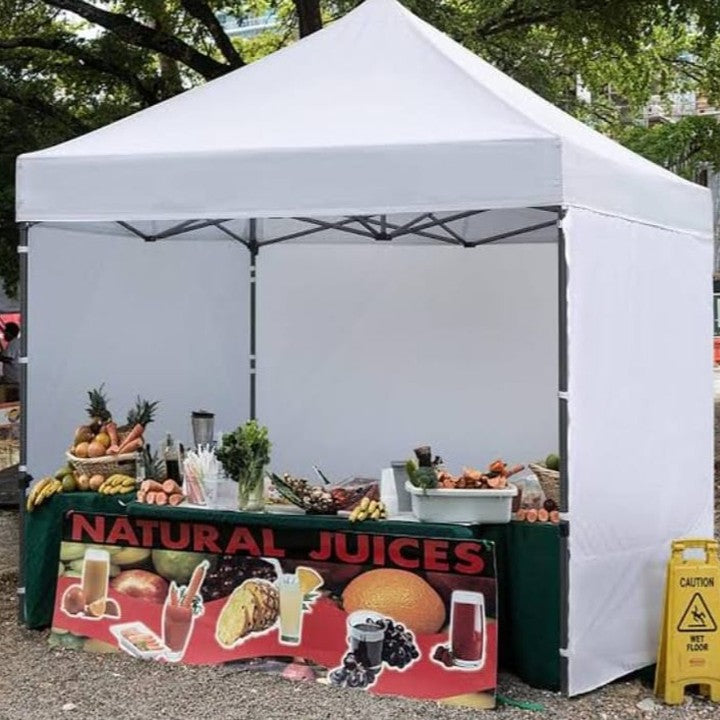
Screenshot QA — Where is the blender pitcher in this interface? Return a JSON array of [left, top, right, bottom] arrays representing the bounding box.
[[449, 590, 486, 669], [191, 411, 214, 448]]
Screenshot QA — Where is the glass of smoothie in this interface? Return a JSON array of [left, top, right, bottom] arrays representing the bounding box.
[[278, 574, 303, 645], [81, 548, 110, 617], [162, 600, 194, 662], [449, 590, 486, 669]]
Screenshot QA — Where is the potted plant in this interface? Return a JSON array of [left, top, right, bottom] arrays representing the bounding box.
[[216, 420, 271, 511]]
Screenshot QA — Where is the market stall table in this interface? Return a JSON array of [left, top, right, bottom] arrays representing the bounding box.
[[24, 493, 561, 690]]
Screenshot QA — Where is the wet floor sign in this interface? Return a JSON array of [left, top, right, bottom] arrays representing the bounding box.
[[655, 539, 720, 704]]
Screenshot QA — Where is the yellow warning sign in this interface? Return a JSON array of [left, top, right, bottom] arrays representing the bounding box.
[[655, 539, 720, 705], [677, 593, 717, 633]]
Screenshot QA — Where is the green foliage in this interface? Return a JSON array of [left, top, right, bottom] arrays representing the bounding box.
[[616, 115, 720, 180], [216, 420, 271, 479], [2, 0, 720, 296]]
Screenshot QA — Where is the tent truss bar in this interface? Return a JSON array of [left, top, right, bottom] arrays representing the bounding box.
[[362, 216, 463, 244], [213, 222, 249, 248], [467, 219, 558, 247], [258, 217, 364, 247], [117, 221, 151, 241]]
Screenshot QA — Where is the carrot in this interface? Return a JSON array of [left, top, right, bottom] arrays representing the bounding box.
[[496, 475, 507, 488], [162, 479, 182, 495], [489, 459, 505, 474], [107, 445, 120, 455], [549, 510, 560, 524], [182, 561, 209, 608], [122, 423, 144, 446], [538, 508, 550, 523], [505, 464, 525, 478], [526, 508, 538, 523], [515, 509, 527, 522], [117, 438, 143, 455], [143, 480, 165, 493], [136, 490, 146, 503], [106, 422, 120, 449], [146, 491, 157, 504], [155, 491, 168, 505], [486, 475, 500, 488], [168, 493, 185, 506]]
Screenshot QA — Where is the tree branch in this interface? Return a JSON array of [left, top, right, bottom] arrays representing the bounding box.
[[481, 0, 598, 36], [179, 0, 243, 67], [0, 81, 90, 133], [0, 36, 160, 104], [43, 0, 230, 79], [294, 0, 322, 38]]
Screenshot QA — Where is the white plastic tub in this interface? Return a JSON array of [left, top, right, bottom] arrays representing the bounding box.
[[405, 482, 517, 524]]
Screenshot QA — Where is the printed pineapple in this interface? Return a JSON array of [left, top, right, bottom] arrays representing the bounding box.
[[215, 579, 280, 647]]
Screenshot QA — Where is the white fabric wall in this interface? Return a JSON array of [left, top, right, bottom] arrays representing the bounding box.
[[27, 225, 249, 475], [257, 243, 558, 478], [565, 208, 714, 695]]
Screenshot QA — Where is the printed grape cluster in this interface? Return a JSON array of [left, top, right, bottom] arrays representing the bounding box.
[[371, 618, 420, 669], [329, 652, 378, 689], [329, 616, 420, 690], [201, 556, 277, 601]]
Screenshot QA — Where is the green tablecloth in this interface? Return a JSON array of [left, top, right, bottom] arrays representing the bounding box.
[[24, 496, 561, 690]]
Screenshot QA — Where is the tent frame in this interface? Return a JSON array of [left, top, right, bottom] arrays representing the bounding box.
[[16, 205, 571, 691]]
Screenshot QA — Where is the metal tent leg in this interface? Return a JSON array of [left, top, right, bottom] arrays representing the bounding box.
[[249, 219, 258, 421], [557, 209, 570, 695], [17, 223, 30, 625]]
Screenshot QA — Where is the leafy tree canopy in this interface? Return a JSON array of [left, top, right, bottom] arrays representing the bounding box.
[[2, 0, 720, 294]]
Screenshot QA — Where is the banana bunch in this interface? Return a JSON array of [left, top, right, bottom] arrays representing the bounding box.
[[349, 496, 387, 523], [26, 477, 63, 512], [98, 474, 136, 495]]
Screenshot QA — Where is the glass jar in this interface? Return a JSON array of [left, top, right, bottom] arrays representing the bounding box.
[[237, 465, 265, 512]]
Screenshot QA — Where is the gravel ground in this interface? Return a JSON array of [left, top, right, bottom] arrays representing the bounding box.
[[1, 398, 719, 720]]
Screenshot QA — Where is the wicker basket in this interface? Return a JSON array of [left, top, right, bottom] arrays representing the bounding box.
[[66, 451, 137, 479], [528, 462, 560, 502]]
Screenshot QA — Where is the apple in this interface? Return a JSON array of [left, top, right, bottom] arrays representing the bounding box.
[[110, 569, 168, 604]]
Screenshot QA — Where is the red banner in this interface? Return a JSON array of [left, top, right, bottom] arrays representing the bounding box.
[[52, 513, 497, 708]]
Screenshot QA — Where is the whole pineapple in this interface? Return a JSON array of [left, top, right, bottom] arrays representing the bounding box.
[[85, 384, 112, 433], [121, 396, 160, 433]]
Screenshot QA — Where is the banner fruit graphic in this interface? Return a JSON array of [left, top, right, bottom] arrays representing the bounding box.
[[342, 569, 445, 634], [216, 579, 280, 647]]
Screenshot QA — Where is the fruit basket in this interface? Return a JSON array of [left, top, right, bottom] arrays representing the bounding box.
[[528, 463, 560, 502], [66, 450, 138, 479]]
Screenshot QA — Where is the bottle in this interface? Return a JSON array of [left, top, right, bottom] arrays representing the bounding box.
[[135, 447, 146, 484], [164, 433, 181, 482]]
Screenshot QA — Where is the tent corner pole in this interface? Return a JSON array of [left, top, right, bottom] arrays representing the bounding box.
[[557, 207, 570, 696], [17, 221, 31, 625], [249, 220, 258, 421]]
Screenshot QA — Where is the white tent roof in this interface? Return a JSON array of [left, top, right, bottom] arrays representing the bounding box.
[[16, 0, 711, 236]]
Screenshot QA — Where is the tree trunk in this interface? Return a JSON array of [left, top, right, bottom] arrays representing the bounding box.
[[295, 0, 323, 38]]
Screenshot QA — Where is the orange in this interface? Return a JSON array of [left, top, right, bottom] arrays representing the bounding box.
[[297, 566, 323, 595], [342, 569, 445, 634]]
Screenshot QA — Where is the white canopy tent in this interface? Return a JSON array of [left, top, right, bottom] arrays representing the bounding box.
[[16, 0, 713, 696]]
